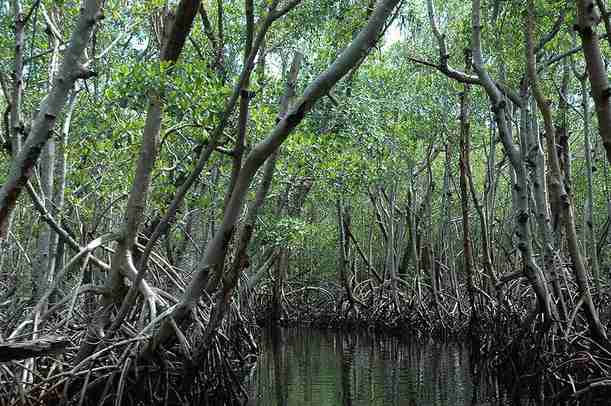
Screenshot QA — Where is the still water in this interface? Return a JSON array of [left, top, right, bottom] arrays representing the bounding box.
[[247, 328, 513, 406]]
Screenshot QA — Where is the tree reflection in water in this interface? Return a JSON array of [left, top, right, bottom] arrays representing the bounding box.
[[246, 328, 521, 406]]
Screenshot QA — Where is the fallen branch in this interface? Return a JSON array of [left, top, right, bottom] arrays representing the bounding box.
[[0, 336, 69, 362]]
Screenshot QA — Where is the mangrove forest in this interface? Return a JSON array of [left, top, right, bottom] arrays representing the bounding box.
[[1, 0, 611, 404]]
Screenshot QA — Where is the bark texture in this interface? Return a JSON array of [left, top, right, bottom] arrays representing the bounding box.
[[0, 0, 104, 238], [147, 0, 402, 353]]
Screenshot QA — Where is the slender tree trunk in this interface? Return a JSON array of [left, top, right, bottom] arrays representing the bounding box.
[[0, 0, 26, 250], [31, 143, 55, 302], [527, 2, 606, 341], [222, 0, 254, 212], [424, 162, 439, 311], [147, 0, 402, 354], [109, 2, 201, 302], [0, 0, 103, 238], [32, 13, 62, 303], [459, 49, 478, 322], [75, 0, 202, 364], [471, 0, 555, 322], [528, 95, 568, 322], [184, 51, 304, 368], [337, 199, 357, 316], [272, 239, 288, 324], [437, 142, 452, 289], [368, 187, 389, 244], [9, 0, 25, 156], [580, 75, 601, 292], [382, 184, 399, 305], [270, 53, 305, 325], [466, 150, 497, 295], [485, 118, 498, 252], [407, 172, 419, 284], [47, 91, 78, 302], [187, 138, 282, 381], [576, 0, 611, 163]]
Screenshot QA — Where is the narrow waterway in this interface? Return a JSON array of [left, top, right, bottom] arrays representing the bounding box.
[[246, 328, 519, 406]]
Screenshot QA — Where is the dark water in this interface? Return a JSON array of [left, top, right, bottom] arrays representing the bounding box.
[[247, 328, 514, 406]]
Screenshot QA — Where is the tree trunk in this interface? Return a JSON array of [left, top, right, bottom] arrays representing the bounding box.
[[32, 13, 62, 303], [147, 0, 402, 354], [576, 0, 611, 163], [424, 163, 439, 311], [527, 1, 607, 341], [459, 49, 478, 321], [47, 91, 78, 303], [471, 0, 555, 323], [337, 199, 357, 316], [0, 0, 103, 238], [270, 53, 305, 325], [1, 0, 27, 246], [580, 74, 601, 292], [75, 0, 202, 364], [528, 95, 568, 322]]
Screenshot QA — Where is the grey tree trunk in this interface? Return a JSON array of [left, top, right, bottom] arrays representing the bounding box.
[[47, 91, 79, 294], [337, 198, 358, 316], [471, 0, 555, 323], [527, 2, 606, 341], [458, 49, 478, 321], [75, 0, 202, 364], [32, 14, 61, 303], [147, 0, 402, 354], [576, 0, 611, 163], [0, 0, 26, 252], [528, 96, 567, 322], [580, 75, 601, 291], [9, 0, 25, 156], [270, 52, 305, 324], [0, 0, 104, 238]]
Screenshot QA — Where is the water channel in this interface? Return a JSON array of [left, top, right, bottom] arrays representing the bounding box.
[[246, 328, 519, 406]]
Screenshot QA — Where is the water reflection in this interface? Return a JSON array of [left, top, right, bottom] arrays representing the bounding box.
[[248, 328, 513, 406]]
